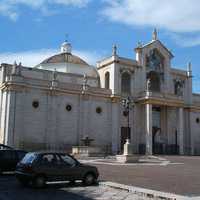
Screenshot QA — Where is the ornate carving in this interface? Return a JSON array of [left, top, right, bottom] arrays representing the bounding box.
[[120, 68, 134, 74]]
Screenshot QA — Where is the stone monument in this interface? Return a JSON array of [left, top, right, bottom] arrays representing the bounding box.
[[116, 139, 139, 163]]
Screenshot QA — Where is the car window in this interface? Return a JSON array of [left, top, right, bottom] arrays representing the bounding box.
[[21, 153, 37, 164], [60, 154, 76, 166], [41, 154, 57, 165]]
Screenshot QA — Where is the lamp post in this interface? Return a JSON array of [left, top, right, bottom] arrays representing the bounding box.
[[121, 97, 134, 141]]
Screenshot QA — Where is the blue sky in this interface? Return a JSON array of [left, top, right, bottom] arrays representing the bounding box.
[[0, 0, 200, 92]]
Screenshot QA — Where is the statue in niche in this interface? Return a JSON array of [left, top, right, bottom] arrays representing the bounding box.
[[174, 79, 184, 96], [146, 49, 164, 72], [146, 71, 160, 92], [146, 78, 151, 92]]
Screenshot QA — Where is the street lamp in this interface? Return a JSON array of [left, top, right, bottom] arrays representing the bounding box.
[[121, 97, 134, 141]]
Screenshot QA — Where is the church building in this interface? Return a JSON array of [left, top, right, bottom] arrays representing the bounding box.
[[1, 30, 200, 155]]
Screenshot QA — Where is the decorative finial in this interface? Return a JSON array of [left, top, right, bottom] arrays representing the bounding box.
[[12, 61, 22, 75], [112, 44, 117, 56], [152, 28, 158, 41], [187, 62, 192, 77], [137, 41, 142, 48], [14, 61, 17, 67], [188, 62, 192, 71]]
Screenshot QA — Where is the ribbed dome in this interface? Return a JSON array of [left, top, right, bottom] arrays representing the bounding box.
[[40, 52, 89, 66]]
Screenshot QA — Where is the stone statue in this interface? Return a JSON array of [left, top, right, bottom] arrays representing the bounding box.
[[52, 68, 58, 81], [146, 78, 151, 92], [82, 74, 88, 93], [174, 79, 184, 96], [11, 61, 22, 75]]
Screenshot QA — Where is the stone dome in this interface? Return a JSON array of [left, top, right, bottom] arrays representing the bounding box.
[[40, 52, 89, 66], [36, 42, 99, 78]]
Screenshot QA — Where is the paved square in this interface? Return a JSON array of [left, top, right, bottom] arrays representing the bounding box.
[[82, 156, 200, 197]]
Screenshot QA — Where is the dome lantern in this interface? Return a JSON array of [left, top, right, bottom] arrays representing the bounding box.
[[61, 41, 72, 53]]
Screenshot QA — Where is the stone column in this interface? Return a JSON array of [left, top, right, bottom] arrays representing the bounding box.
[[179, 107, 184, 155], [146, 103, 152, 155]]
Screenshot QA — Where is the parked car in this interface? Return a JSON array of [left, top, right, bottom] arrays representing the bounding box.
[[15, 152, 99, 188], [0, 144, 13, 150], [0, 149, 27, 173]]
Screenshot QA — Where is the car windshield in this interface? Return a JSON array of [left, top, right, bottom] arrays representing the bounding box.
[[21, 153, 37, 164], [60, 154, 77, 166]]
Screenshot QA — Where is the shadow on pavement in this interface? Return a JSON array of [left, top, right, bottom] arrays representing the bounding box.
[[0, 174, 97, 200]]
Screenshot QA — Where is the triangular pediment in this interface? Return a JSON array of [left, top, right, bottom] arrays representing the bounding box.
[[140, 40, 174, 59]]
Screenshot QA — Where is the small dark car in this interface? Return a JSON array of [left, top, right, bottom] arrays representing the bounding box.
[[0, 144, 13, 150], [15, 152, 99, 188], [0, 149, 27, 173]]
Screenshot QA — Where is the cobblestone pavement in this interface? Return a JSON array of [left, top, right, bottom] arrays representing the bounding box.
[[0, 175, 140, 200], [81, 156, 200, 197]]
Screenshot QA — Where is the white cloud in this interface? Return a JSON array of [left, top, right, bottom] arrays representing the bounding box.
[[168, 32, 200, 47], [0, 0, 90, 20], [101, 0, 200, 33], [0, 48, 103, 67]]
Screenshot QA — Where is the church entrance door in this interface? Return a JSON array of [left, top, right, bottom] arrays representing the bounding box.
[[120, 127, 131, 153]]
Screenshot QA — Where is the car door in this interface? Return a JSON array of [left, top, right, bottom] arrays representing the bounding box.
[[36, 153, 60, 181], [58, 154, 81, 181]]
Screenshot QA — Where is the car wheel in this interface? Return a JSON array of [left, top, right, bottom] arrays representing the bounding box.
[[34, 176, 46, 188], [83, 173, 96, 186]]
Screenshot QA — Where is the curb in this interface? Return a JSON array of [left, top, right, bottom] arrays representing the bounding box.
[[99, 181, 191, 200]]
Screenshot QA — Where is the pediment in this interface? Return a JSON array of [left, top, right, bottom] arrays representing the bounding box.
[[141, 40, 174, 59]]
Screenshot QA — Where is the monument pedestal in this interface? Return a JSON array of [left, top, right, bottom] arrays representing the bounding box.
[[116, 154, 139, 163]]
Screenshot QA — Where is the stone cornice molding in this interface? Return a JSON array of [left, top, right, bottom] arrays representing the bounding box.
[[0, 81, 113, 100]]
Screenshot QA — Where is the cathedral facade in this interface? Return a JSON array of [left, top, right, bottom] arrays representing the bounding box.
[[1, 31, 200, 155]]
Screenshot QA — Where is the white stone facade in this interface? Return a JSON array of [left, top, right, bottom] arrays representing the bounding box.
[[1, 32, 200, 155]]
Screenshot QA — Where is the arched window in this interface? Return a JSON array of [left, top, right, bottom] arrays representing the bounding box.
[[121, 72, 131, 96], [147, 71, 160, 92], [105, 72, 110, 89]]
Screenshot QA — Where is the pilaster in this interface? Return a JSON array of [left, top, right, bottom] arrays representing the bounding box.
[[179, 107, 184, 155], [145, 103, 152, 155]]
